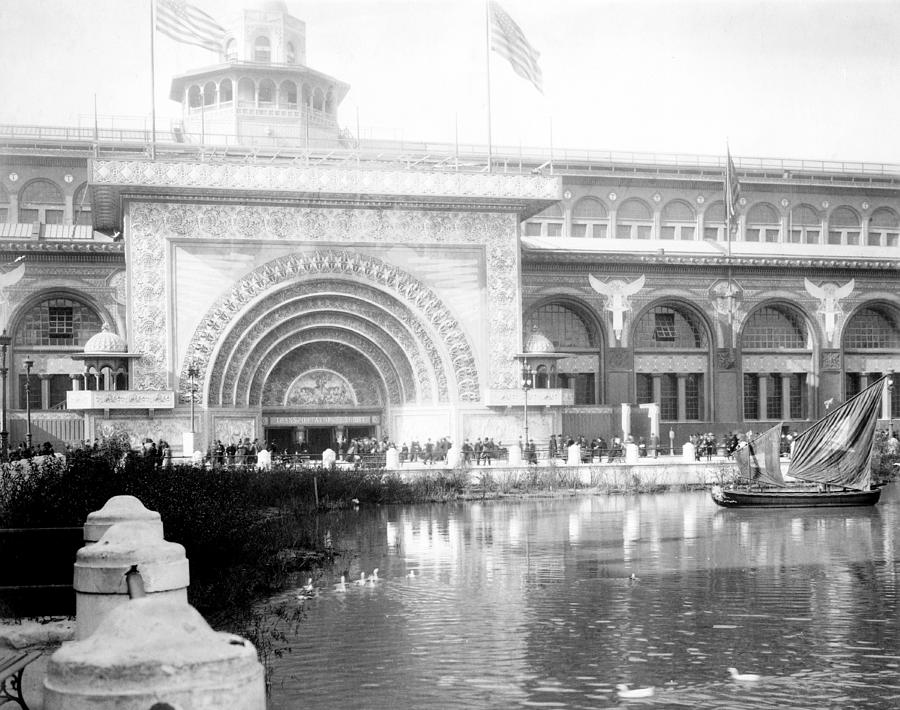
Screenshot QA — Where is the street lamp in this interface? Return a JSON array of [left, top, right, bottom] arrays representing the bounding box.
[[521, 360, 534, 448], [0, 330, 10, 461], [187, 363, 199, 434], [23, 357, 33, 451]]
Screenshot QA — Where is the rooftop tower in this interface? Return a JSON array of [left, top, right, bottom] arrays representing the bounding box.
[[168, 0, 350, 148]]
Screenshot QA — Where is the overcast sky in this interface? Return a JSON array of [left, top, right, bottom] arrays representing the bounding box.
[[2, 0, 899, 164]]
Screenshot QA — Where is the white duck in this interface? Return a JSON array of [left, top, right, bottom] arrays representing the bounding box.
[[728, 667, 761, 682], [353, 572, 367, 586], [407, 570, 417, 579], [366, 568, 380, 585], [333, 575, 347, 592], [295, 578, 317, 600], [616, 684, 654, 699]]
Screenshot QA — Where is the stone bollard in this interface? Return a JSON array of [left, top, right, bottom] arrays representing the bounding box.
[[73, 521, 189, 640], [385, 446, 400, 470], [682, 441, 696, 462], [83, 495, 163, 544], [43, 597, 265, 710], [624, 442, 639, 464]]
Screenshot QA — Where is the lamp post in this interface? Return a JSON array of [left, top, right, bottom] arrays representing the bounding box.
[[187, 363, 199, 434], [521, 360, 534, 447], [23, 357, 33, 451], [0, 330, 9, 461]]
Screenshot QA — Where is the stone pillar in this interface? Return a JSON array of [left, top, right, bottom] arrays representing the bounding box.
[[758, 373, 768, 420], [83, 496, 164, 544], [652, 374, 662, 409], [620, 403, 631, 440], [883, 377, 892, 420], [43, 598, 265, 709], [677, 374, 687, 422], [40, 374, 51, 410], [70, 374, 81, 391], [73, 521, 189, 640], [781, 373, 792, 420]]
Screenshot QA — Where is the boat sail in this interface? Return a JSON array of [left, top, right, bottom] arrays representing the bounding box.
[[733, 422, 784, 488], [712, 376, 888, 508]]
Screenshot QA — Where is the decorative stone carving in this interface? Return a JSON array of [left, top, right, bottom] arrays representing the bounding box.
[[213, 417, 257, 445], [716, 348, 736, 370], [607, 348, 631, 371], [633, 354, 709, 373], [95, 417, 190, 450], [821, 350, 842, 371], [285, 370, 357, 407], [588, 274, 645, 342], [804, 278, 854, 346], [743, 354, 813, 372]]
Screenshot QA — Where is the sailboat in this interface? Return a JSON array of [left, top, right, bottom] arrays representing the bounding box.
[[711, 377, 888, 508]]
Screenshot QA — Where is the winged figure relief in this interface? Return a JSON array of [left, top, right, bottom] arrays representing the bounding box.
[[588, 274, 645, 342], [804, 278, 854, 345]]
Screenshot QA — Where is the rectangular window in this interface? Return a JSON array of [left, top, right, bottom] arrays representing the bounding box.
[[764, 229, 779, 242], [745, 229, 760, 242], [523, 222, 541, 237], [847, 231, 860, 245], [887, 232, 898, 247], [636, 373, 653, 404], [18, 374, 41, 410], [743, 373, 760, 420], [49, 374, 71, 409], [653, 313, 676, 341], [867, 232, 881, 246], [660, 374, 678, 421], [679, 225, 695, 240], [805, 230, 819, 244], [828, 230, 842, 245], [704, 226, 720, 241], [790, 230, 803, 244], [75, 210, 92, 226], [570, 223, 587, 237], [636, 225, 652, 239], [19, 208, 39, 223], [0, 208, 7, 221], [591, 224, 607, 239], [845, 372, 861, 399], [661, 226, 676, 240], [616, 224, 632, 239], [48, 306, 74, 340], [766, 374, 782, 419], [574, 373, 595, 405], [685, 373, 701, 420], [44, 210, 64, 225], [546, 222, 562, 237], [790, 373, 806, 419]]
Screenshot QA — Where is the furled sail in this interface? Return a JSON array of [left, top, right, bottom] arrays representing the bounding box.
[[734, 422, 785, 487], [787, 377, 886, 491]]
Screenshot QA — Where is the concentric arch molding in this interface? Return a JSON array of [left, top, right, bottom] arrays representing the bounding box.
[[181, 250, 481, 403]]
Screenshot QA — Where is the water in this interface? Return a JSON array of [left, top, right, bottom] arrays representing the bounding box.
[[267, 485, 900, 709]]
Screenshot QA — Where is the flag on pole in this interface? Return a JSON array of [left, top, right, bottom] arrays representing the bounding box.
[[725, 146, 741, 234], [156, 0, 226, 52], [488, 1, 543, 93]]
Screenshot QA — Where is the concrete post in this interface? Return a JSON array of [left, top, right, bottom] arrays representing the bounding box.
[[83, 495, 163, 544], [43, 598, 265, 710], [73, 522, 189, 640]]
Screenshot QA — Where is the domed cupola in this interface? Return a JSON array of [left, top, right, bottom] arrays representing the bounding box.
[[524, 327, 556, 355], [83, 324, 128, 355]]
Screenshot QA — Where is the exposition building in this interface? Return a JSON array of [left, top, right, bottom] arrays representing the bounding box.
[[0, 1, 897, 456]]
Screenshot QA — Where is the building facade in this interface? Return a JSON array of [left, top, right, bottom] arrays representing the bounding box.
[[0, 1, 897, 454]]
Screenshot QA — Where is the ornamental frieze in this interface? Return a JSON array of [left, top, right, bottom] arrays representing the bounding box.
[[93, 159, 559, 200]]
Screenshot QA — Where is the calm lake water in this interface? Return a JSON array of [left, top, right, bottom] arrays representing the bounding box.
[[268, 484, 900, 709]]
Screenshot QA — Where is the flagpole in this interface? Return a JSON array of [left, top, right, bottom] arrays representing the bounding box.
[[150, 0, 157, 160], [484, 0, 493, 173]]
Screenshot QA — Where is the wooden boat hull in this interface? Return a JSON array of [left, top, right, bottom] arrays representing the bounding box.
[[711, 485, 881, 508]]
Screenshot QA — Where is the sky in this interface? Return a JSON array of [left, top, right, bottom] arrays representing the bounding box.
[[2, 0, 900, 164]]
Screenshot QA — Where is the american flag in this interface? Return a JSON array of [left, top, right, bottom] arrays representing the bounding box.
[[489, 2, 543, 93], [725, 146, 741, 234], [156, 0, 226, 53]]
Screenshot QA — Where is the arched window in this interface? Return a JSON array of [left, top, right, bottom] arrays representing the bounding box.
[[570, 197, 607, 238], [827, 206, 860, 245], [523, 203, 564, 237], [219, 78, 233, 103], [224, 38, 237, 61], [616, 198, 653, 239], [312, 87, 325, 111], [301, 83, 311, 107], [237, 77, 255, 104], [789, 204, 821, 244], [72, 183, 91, 226], [745, 202, 780, 243], [286, 41, 296, 63], [634, 305, 707, 349], [203, 81, 216, 106], [660, 200, 696, 241], [703, 201, 727, 241], [279, 80, 297, 108], [867, 207, 899, 247], [253, 36, 271, 62], [187, 85, 202, 109], [525, 303, 598, 404], [742, 305, 808, 349], [16, 297, 103, 347], [843, 306, 900, 349], [258, 79, 275, 105], [18, 179, 64, 224]]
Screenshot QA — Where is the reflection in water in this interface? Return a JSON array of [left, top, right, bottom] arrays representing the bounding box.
[[268, 485, 900, 709]]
